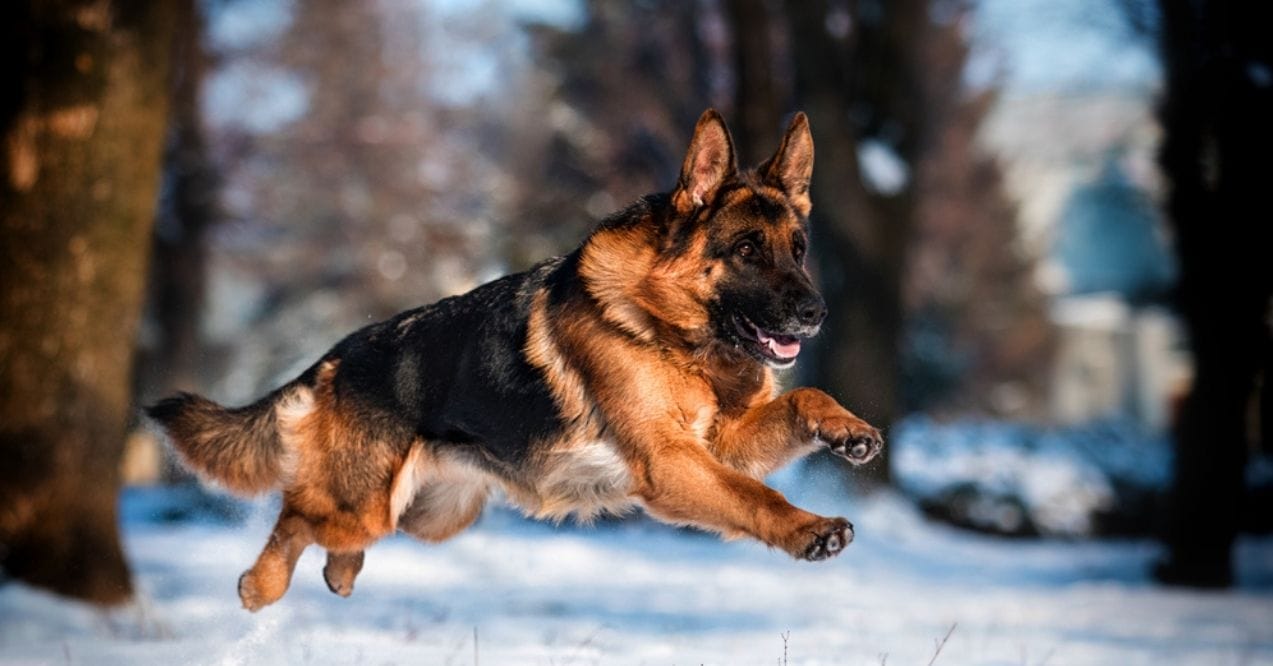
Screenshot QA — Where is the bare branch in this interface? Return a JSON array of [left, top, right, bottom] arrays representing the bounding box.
[[927, 623, 958, 666]]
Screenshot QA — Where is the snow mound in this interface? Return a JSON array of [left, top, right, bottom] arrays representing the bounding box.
[[893, 417, 1172, 536]]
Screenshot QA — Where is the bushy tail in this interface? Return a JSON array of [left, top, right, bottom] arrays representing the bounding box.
[[146, 388, 293, 495]]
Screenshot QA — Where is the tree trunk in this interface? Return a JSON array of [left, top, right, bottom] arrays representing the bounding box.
[[0, 0, 178, 604], [724, 0, 785, 165], [147, 0, 214, 399], [1154, 0, 1273, 587]]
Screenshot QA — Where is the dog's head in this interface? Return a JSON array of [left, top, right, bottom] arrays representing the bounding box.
[[582, 109, 823, 369], [672, 109, 822, 368]]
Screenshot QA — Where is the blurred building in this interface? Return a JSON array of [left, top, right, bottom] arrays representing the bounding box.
[[983, 91, 1189, 430], [1050, 296, 1189, 429]]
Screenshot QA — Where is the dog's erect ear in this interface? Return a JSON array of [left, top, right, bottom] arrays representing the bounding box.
[[672, 109, 737, 214], [760, 112, 814, 217]]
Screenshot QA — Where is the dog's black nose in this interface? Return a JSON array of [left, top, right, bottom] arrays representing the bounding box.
[[796, 293, 827, 327]]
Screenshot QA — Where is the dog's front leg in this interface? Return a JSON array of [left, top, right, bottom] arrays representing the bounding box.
[[635, 441, 852, 561], [712, 387, 883, 477]]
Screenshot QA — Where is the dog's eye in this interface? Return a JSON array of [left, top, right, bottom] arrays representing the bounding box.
[[735, 241, 756, 258]]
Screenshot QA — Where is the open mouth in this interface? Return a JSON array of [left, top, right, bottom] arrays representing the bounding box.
[[733, 314, 803, 366]]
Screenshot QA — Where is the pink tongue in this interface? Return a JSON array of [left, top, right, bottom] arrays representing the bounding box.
[[754, 329, 801, 359]]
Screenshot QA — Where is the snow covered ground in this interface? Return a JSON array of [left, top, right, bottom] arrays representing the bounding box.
[[2, 480, 1272, 666], [892, 417, 1174, 537]]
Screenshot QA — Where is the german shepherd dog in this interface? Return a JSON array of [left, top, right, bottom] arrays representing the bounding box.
[[149, 110, 883, 611]]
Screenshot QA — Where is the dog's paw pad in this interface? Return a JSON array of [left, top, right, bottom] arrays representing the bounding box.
[[826, 424, 884, 465], [801, 518, 853, 561]]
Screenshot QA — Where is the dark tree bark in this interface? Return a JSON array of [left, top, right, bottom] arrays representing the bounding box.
[[1155, 0, 1273, 586], [0, 0, 178, 604], [146, 0, 215, 398], [725, 0, 785, 165], [517, 0, 716, 252]]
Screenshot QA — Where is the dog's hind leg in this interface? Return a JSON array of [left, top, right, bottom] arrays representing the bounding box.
[[322, 550, 365, 597], [238, 509, 314, 611]]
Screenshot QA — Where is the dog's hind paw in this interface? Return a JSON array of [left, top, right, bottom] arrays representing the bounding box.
[[322, 550, 365, 598]]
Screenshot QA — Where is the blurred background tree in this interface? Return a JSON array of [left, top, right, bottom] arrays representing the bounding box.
[[0, 0, 183, 603], [1153, 0, 1273, 587]]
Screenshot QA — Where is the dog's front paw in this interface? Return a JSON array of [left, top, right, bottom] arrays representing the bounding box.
[[794, 516, 853, 561], [789, 388, 884, 465], [818, 416, 883, 465]]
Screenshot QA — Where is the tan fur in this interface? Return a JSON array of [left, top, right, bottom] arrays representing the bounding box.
[[524, 291, 596, 424], [636, 233, 717, 340], [578, 225, 661, 342], [233, 360, 412, 608], [282, 361, 401, 545], [237, 511, 313, 611], [159, 393, 288, 495]]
